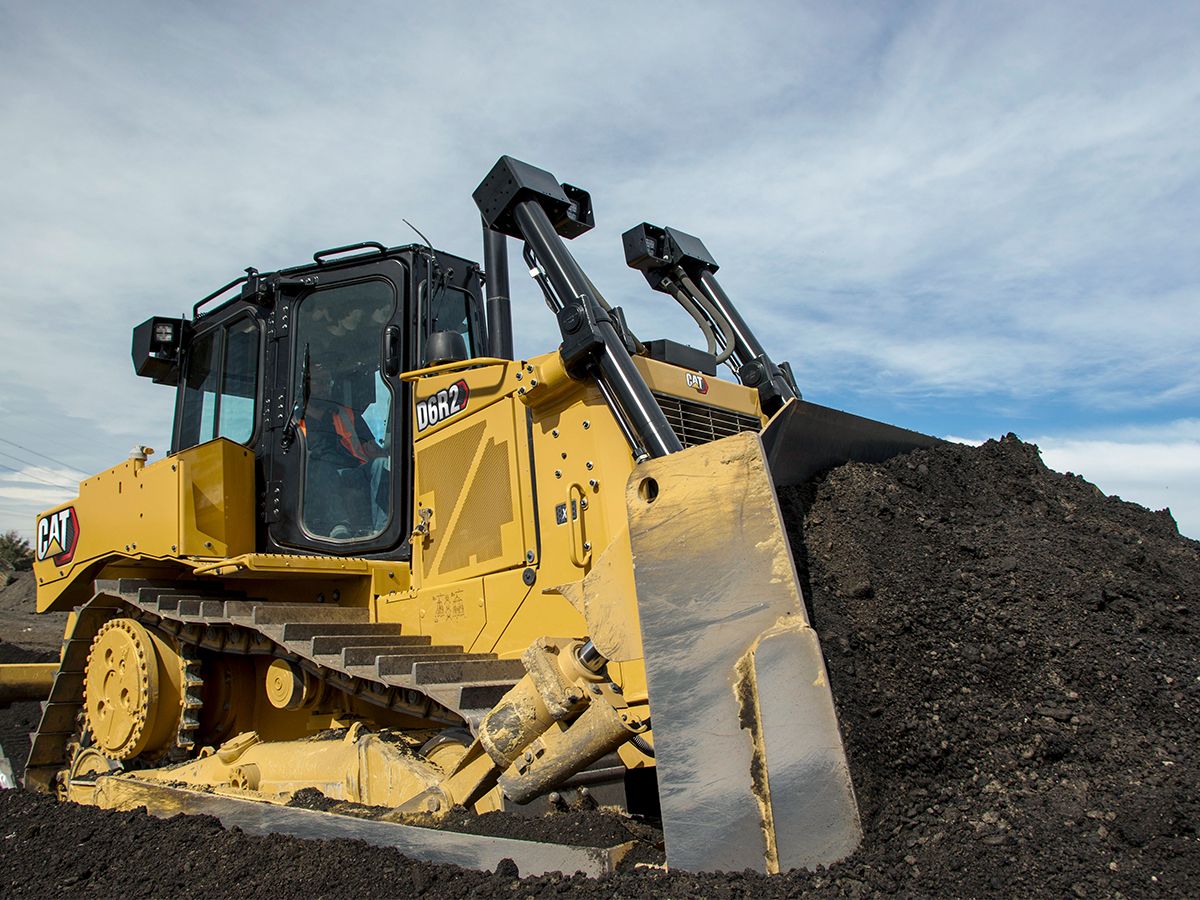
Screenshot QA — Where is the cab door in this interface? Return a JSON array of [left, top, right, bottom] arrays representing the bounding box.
[[266, 257, 411, 557]]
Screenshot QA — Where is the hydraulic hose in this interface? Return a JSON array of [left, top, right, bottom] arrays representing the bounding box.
[[665, 283, 721, 358], [678, 271, 737, 367], [630, 731, 655, 759]]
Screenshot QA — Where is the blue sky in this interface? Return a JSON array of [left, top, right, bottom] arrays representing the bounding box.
[[1, 1, 1197, 537]]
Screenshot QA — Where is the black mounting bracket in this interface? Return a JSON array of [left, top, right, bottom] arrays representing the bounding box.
[[557, 296, 607, 375], [474, 156, 594, 241], [622, 223, 719, 290]]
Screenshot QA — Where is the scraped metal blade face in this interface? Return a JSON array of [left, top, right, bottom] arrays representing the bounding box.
[[625, 432, 862, 874], [762, 398, 942, 487]]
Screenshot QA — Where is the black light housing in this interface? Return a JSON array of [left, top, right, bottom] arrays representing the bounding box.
[[555, 183, 594, 239], [132, 315, 189, 385], [623, 222, 719, 290], [473, 156, 595, 241]]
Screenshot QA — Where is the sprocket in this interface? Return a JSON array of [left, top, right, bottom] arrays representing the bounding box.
[[82, 617, 189, 761]]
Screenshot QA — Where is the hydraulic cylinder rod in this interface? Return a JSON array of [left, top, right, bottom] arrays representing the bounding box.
[[693, 270, 774, 372], [693, 269, 797, 409], [511, 199, 682, 460]]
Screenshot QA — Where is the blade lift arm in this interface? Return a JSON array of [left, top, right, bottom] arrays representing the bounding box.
[[622, 223, 800, 416], [473, 156, 683, 463]]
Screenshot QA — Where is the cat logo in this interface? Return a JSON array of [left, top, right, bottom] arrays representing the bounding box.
[[685, 372, 709, 395], [416, 379, 470, 432], [36, 506, 80, 566]]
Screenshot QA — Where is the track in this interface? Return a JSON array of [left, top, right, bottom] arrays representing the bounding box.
[[25, 578, 526, 788]]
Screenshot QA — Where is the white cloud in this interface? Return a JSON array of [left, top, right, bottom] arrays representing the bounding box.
[[3, 3, 1197, 414], [581, 6, 1200, 408], [0, 2, 1196, 543], [0, 465, 79, 538]]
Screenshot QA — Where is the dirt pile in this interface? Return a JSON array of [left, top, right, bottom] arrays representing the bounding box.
[[0, 571, 67, 653], [0, 571, 38, 614], [779, 434, 1198, 896], [0, 435, 1196, 897]]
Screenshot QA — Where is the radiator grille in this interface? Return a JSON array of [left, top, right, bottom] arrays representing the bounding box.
[[652, 392, 761, 448]]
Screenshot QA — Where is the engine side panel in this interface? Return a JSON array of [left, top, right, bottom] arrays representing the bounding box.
[[33, 440, 255, 612]]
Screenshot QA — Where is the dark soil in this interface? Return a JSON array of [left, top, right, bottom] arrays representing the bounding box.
[[0, 571, 67, 653], [0, 788, 569, 898], [0, 435, 1196, 897], [778, 435, 1199, 897], [0, 641, 56, 784]]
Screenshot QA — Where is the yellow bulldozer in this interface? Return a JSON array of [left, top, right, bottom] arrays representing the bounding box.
[[1, 157, 937, 874]]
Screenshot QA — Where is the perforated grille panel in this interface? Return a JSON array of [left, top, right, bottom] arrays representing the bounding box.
[[438, 437, 513, 573], [417, 419, 516, 580], [419, 422, 484, 509], [653, 392, 761, 448]]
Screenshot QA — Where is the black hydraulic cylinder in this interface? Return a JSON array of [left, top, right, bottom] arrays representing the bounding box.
[[623, 221, 798, 414], [695, 270, 796, 403], [512, 199, 682, 459], [483, 220, 514, 359], [693, 270, 769, 365]]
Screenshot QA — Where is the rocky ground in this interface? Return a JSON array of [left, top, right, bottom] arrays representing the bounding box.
[[1, 435, 1196, 897]]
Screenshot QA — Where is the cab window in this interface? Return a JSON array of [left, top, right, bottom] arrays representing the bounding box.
[[178, 316, 261, 449], [295, 280, 397, 542], [429, 286, 481, 356]]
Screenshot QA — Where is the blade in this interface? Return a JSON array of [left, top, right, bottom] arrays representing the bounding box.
[[89, 777, 632, 876], [761, 398, 942, 486], [625, 432, 862, 874]]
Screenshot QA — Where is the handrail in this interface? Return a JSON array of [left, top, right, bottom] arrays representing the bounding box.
[[398, 357, 512, 382], [192, 269, 253, 318], [313, 241, 387, 265]]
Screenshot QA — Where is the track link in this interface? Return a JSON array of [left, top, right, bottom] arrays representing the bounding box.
[[26, 579, 526, 788]]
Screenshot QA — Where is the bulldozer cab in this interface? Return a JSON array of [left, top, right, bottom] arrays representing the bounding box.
[[138, 245, 487, 559]]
